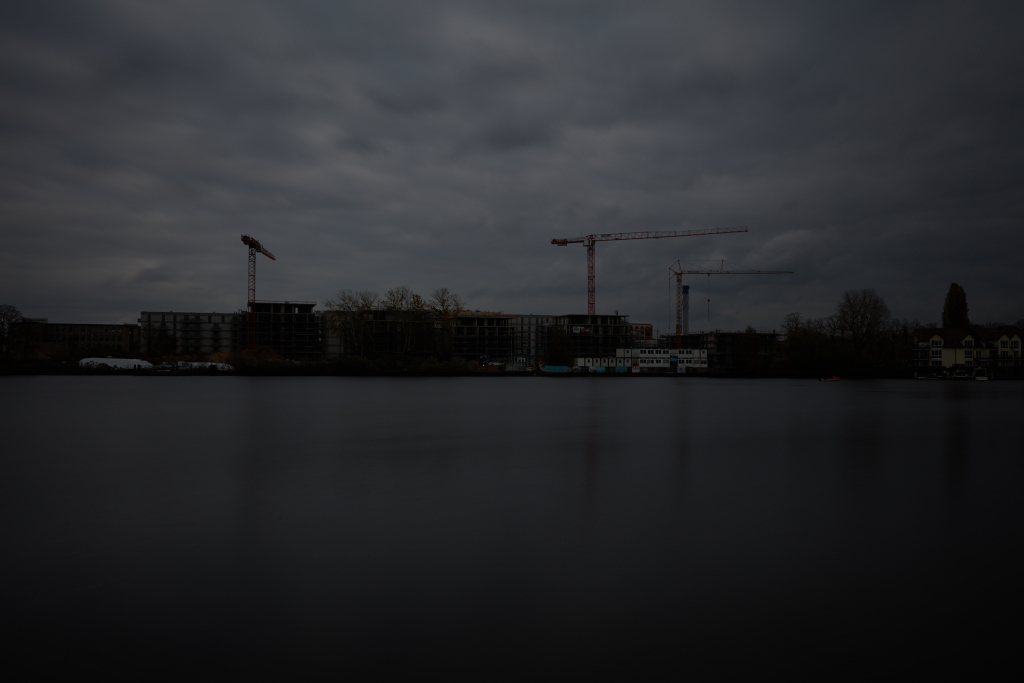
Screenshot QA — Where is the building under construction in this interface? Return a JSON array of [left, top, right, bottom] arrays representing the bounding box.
[[507, 313, 637, 364], [324, 308, 514, 362], [324, 307, 440, 359], [509, 315, 557, 362], [453, 312, 515, 360], [9, 319, 142, 359], [139, 303, 325, 360], [236, 301, 325, 361], [139, 311, 238, 355]]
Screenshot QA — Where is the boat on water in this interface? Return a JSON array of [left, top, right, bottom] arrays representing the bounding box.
[[819, 376, 840, 382]]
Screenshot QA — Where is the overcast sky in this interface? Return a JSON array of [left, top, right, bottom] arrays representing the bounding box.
[[2, 1, 1022, 331]]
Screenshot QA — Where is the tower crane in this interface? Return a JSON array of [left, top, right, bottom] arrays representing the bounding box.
[[241, 235, 276, 348], [551, 227, 747, 315], [668, 259, 792, 347]]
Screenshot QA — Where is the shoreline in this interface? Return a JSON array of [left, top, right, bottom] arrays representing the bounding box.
[[3, 367, 1005, 380]]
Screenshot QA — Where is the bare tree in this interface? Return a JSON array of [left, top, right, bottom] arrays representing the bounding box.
[[429, 287, 465, 318], [323, 290, 379, 356], [0, 304, 22, 359], [837, 289, 891, 360], [430, 287, 466, 359], [383, 286, 430, 355], [383, 285, 416, 311], [782, 312, 803, 334]]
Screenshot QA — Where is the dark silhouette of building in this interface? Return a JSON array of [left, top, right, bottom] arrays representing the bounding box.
[[236, 301, 325, 361], [12, 319, 141, 358], [547, 314, 633, 359], [453, 312, 515, 360], [140, 311, 238, 355]]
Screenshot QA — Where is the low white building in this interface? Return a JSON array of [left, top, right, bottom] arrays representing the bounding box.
[[574, 348, 708, 372], [79, 358, 153, 370]]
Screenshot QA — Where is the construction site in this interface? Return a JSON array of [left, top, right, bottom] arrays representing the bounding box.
[[12, 228, 801, 373], [12, 228, 1021, 376], [163, 230, 784, 371]]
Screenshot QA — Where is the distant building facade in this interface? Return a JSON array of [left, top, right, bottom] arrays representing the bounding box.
[[236, 301, 325, 361], [10, 319, 141, 358], [509, 314, 557, 363], [139, 311, 238, 355], [140, 302, 326, 360], [453, 312, 515, 361], [912, 328, 1021, 369], [630, 323, 653, 341], [550, 314, 633, 359], [571, 348, 708, 372], [325, 308, 514, 362]]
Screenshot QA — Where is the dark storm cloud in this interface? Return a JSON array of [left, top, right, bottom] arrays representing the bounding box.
[[1, 0, 1022, 329]]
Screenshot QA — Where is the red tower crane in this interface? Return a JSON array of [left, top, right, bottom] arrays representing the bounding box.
[[240, 235, 276, 348], [551, 227, 748, 315]]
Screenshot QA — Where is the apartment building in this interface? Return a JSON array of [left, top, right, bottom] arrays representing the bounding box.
[[139, 311, 238, 355], [913, 328, 1022, 368], [9, 319, 141, 358]]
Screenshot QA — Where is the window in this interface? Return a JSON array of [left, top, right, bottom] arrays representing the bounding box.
[[931, 339, 942, 347], [965, 350, 973, 359], [965, 360, 973, 367], [931, 360, 941, 366], [931, 350, 941, 358], [1000, 340, 1008, 348], [964, 339, 973, 347], [1012, 341, 1020, 349]]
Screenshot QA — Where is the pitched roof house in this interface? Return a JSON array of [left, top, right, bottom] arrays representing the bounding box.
[[912, 327, 1021, 368]]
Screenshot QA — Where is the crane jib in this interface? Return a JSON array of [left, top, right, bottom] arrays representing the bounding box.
[[550, 227, 747, 243], [549, 226, 748, 315]]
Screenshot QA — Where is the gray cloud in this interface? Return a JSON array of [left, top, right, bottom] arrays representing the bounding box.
[[1, 0, 1022, 330]]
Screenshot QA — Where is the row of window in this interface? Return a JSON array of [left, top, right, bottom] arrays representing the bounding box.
[[54, 326, 122, 333], [930, 349, 1018, 359], [146, 314, 231, 323], [60, 335, 120, 343], [930, 339, 1019, 349]]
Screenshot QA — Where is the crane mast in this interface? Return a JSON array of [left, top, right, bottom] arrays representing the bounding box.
[[668, 260, 793, 346], [551, 227, 747, 315], [240, 235, 276, 348]]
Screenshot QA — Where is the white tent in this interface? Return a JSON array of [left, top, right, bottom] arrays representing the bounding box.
[[79, 358, 153, 370]]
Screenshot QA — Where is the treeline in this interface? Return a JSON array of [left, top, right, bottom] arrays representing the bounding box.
[[777, 289, 919, 376], [323, 286, 466, 362]]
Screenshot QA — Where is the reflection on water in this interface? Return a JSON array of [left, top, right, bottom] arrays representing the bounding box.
[[943, 384, 973, 506], [0, 377, 1020, 673]]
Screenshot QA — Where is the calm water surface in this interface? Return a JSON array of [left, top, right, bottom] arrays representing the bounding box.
[[2, 377, 1021, 673]]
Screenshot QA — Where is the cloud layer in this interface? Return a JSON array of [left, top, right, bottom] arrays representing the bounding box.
[[2, 1, 1022, 330]]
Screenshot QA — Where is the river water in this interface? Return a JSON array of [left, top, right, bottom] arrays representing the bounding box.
[[2, 377, 1021, 674]]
